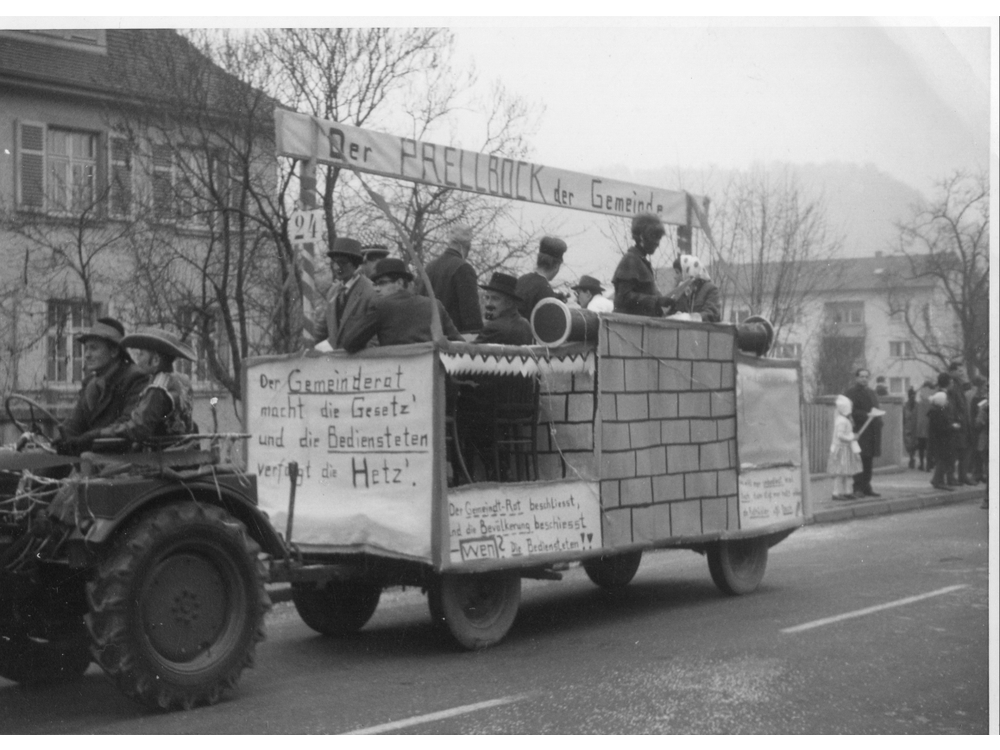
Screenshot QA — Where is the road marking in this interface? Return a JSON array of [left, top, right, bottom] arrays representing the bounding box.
[[342, 693, 532, 735], [780, 584, 969, 634]]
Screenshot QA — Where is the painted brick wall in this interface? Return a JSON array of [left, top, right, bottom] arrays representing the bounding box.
[[596, 316, 740, 547]]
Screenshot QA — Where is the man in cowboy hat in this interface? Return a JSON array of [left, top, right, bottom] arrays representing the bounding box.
[[315, 237, 378, 350], [423, 224, 483, 334], [342, 258, 464, 353], [56, 317, 149, 453], [474, 272, 534, 345], [515, 236, 568, 320], [83, 327, 198, 448], [572, 275, 614, 313]]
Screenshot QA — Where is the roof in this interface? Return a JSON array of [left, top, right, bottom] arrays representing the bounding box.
[[699, 254, 939, 297], [0, 29, 278, 115]]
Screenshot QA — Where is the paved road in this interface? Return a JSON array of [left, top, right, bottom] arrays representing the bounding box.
[[0, 499, 989, 734]]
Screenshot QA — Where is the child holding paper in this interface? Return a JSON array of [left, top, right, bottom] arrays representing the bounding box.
[[828, 395, 862, 499]]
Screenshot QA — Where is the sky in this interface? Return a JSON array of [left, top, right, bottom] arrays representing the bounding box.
[[5, 10, 997, 282]]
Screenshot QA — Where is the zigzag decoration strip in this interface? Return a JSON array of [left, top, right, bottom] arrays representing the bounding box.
[[439, 350, 595, 377]]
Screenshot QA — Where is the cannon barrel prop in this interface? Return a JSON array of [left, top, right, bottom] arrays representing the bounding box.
[[530, 299, 774, 357]]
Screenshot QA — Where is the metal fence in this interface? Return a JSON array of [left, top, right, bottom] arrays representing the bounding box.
[[804, 395, 905, 474]]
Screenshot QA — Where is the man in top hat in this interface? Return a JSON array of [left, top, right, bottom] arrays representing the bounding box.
[[423, 224, 483, 334], [82, 328, 197, 449], [56, 317, 149, 453], [474, 273, 535, 346], [515, 236, 567, 321], [342, 258, 464, 353], [316, 237, 378, 350], [613, 212, 673, 317], [359, 230, 391, 279], [572, 275, 614, 313]]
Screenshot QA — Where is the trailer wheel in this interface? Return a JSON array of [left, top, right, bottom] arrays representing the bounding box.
[[0, 621, 91, 685], [707, 538, 768, 595], [291, 581, 381, 636], [86, 502, 270, 711], [583, 550, 642, 590], [427, 572, 520, 650]]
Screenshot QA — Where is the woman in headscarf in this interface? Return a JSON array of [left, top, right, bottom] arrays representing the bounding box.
[[662, 254, 721, 322]]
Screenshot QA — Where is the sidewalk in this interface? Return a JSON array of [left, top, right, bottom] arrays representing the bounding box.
[[265, 467, 988, 605], [807, 466, 987, 524]]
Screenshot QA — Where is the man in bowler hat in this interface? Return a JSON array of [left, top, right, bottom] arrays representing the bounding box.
[[475, 273, 535, 345], [515, 236, 567, 320], [316, 237, 378, 350], [423, 224, 483, 334], [342, 258, 464, 352]]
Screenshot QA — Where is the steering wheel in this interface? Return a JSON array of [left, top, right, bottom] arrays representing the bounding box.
[[4, 394, 65, 442]]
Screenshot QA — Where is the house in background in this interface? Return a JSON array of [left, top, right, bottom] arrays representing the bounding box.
[[0, 28, 275, 435], [665, 253, 956, 400]]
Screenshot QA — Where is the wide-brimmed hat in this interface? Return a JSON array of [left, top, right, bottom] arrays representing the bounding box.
[[326, 237, 363, 263], [77, 317, 126, 349], [571, 275, 605, 294], [371, 257, 414, 283], [539, 236, 567, 260], [479, 272, 521, 300], [121, 328, 196, 361]]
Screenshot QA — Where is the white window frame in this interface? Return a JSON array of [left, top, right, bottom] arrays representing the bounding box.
[[889, 340, 913, 359]]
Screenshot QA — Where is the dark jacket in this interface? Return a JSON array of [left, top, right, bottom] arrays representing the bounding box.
[[947, 381, 972, 444], [342, 288, 465, 353], [315, 273, 378, 349], [515, 272, 557, 320], [62, 358, 149, 439], [843, 382, 882, 458], [423, 247, 482, 333], [927, 404, 955, 462], [664, 278, 721, 322], [99, 371, 196, 446], [474, 307, 535, 346], [612, 247, 662, 317]]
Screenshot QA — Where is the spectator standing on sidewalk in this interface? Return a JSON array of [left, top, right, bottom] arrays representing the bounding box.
[[843, 368, 883, 497], [969, 375, 987, 483], [903, 387, 919, 469], [828, 395, 862, 500], [975, 395, 988, 508], [916, 379, 934, 471], [927, 390, 959, 491], [945, 362, 975, 486]]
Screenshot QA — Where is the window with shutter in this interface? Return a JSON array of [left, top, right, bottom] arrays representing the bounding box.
[[17, 121, 46, 209], [109, 136, 133, 217], [46, 128, 97, 213], [152, 144, 175, 220]]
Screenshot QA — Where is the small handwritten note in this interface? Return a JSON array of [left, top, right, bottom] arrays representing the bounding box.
[[738, 465, 803, 530]]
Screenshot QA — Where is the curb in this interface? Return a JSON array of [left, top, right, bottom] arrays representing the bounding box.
[[808, 486, 984, 525]]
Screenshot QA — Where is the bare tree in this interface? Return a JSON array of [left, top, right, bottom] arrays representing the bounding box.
[[886, 170, 989, 376], [706, 166, 845, 349]]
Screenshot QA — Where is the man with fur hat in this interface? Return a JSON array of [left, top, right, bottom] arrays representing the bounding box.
[[315, 237, 378, 350], [613, 212, 674, 317], [515, 236, 567, 320], [86, 328, 197, 449], [423, 224, 483, 334], [572, 275, 614, 313], [56, 317, 148, 453], [343, 258, 464, 352], [475, 272, 535, 345]]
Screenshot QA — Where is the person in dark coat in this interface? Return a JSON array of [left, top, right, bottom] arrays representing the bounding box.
[[423, 225, 483, 334], [315, 237, 378, 350], [843, 367, 883, 497], [613, 212, 670, 317], [56, 317, 149, 454], [903, 386, 919, 469], [946, 361, 976, 485], [515, 236, 567, 320], [916, 379, 934, 471], [927, 390, 958, 491], [662, 254, 722, 322], [342, 258, 464, 353], [474, 272, 535, 346]]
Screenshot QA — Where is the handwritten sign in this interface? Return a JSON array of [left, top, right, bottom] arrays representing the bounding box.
[[275, 109, 704, 226], [245, 349, 436, 559], [738, 465, 803, 530], [447, 480, 602, 564]]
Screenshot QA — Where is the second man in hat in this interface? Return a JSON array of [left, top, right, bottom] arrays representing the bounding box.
[[474, 272, 535, 346], [316, 237, 378, 350]]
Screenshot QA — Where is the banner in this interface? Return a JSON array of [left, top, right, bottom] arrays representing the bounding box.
[[245, 348, 437, 560], [275, 109, 706, 227]]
